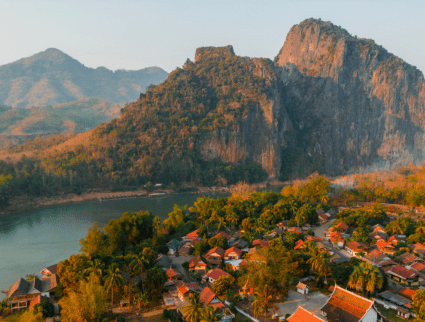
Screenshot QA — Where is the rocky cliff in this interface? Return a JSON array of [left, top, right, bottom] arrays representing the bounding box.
[[275, 18, 425, 178]]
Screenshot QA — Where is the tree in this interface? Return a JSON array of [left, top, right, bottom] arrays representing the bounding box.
[[104, 264, 124, 306], [201, 305, 221, 322], [183, 293, 202, 322], [385, 216, 407, 236], [412, 289, 425, 320], [84, 259, 104, 285], [33, 301, 55, 318], [347, 262, 383, 295], [79, 222, 108, 258], [59, 281, 107, 322], [307, 251, 332, 283], [144, 267, 167, 301], [57, 254, 92, 293], [131, 253, 148, 276], [211, 275, 235, 296], [252, 285, 278, 317], [416, 219, 425, 236]]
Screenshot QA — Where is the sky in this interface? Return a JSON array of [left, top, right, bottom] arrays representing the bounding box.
[[1, 0, 425, 74]]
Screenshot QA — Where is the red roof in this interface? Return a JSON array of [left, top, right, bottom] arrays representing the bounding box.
[[252, 239, 269, 247], [376, 239, 388, 250], [346, 241, 367, 251], [206, 246, 225, 258], [224, 246, 242, 257], [323, 285, 373, 319], [399, 252, 417, 264], [166, 268, 180, 279], [185, 230, 199, 239], [288, 306, 324, 322], [388, 265, 418, 280], [200, 286, 217, 304], [399, 288, 416, 300], [335, 222, 349, 231], [213, 231, 231, 240], [294, 240, 305, 250], [177, 284, 190, 296], [318, 213, 329, 221], [415, 243, 425, 250], [185, 282, 199, 291], [287, 227, 302, 234], [205, 268, 230, 281], [188, 256, 207, 268], [411, 262, 425, 272]]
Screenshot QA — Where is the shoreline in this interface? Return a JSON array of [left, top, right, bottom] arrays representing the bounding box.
[[0, 180, 286, 216]]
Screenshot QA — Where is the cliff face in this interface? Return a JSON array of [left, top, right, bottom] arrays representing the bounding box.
[[274, 19, 425, 177], [199, 57, 294, 177], [201, 19, 425, 178]]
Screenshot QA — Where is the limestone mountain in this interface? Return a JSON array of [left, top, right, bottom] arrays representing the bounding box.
[[2, 18, 425, 198], [0, 48, 168, 107]]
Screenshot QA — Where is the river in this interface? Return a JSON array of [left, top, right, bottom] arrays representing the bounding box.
[[0, 192, 231, 298]]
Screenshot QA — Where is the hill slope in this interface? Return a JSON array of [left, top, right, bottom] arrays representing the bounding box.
[[0, 98, 122, 148], [0, 48, 168, 107]]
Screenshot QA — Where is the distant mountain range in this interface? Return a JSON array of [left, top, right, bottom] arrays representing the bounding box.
[[0, 48, 168, 107], [0, 98, 122, 148]]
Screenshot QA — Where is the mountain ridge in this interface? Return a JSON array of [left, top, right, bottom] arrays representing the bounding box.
[[0, 48, 168, 107]]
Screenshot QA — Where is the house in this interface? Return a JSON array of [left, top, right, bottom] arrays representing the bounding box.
[[287, 227, 302, 234], [318, 213, 330, 224], [329, 232, 345, 248], [410, 262, 425, 273], [368, 231, 389, 241], [205, 246, 225, 263], [287, 306, 324, 322], [345, 241, 368, 256], [388, 235, 406, 245], [231, 238, 248, 250], [365, 250, 391, 266], [188, 256, 208, 272], [204, 268, 230, 284], [166, 268, 182, 280], [252, 239, 269, 249], [177, 282, 199, 301], [399, 287, 416, 301], [376, 239, 395, 254], [333, 222, 349, 232], [39, 264, 58, 279], [167, 239, 183, 255], [384, 264, 419, 286], [378, 290, 412, 319], [320, 285, 379, 322], [398, 252, 420, 265], [277, 220, 288, 230], [224, 247, 242, 260], [199, 286, 225, 308], [269, 228, 284, 237], [213, 231, 231, 241], [331, 254, 350, 265], [296, 282, 309, 295], [6, 275, 59, 312], [371, 224, 385, 233], [294, 239, 305, 250], [183, 230, 200, 242], [225, 259, 244, 271]]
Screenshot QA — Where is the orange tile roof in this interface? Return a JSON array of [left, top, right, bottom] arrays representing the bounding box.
[[294, 240, 305, 250], [206, 246, 225, 258], [287, 306, 324, 322], [213, 231, 231, 240], [388, 265, 418, 280], [288, 227, 302, 234], [205, 268, 230, 281], [322, 285, 373, 320], [188, 255, 207, 268], [335, 222, 349, 231], [166, 268, 180, 279], [177, 284, 190, 296], [185, 230, 199, 239], [415, 242, 425, 250], [399, 288, 416, 300], [224, 246, 242, 257], [252, 239, 269, 247], [411, 262, 425, 272], [376, 239, 388, 250], [200, 286, 217, 304]]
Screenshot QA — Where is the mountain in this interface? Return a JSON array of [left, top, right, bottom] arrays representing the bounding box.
[[0, 48, 168, 107], [0, 98, 122, 148], [2, 18, 425, 197]]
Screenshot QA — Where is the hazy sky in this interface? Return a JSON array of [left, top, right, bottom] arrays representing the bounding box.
[[1, 0, 425, 73]]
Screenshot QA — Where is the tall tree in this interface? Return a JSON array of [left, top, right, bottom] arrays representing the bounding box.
[[200, 305, 221, 322], [84, 259, 104, 285], [347, 262, 384, 295], [104, 264, 124, 306], [307, 250, 332, 283], [252, 285, 278, 317], [183, 293, 202, 322]]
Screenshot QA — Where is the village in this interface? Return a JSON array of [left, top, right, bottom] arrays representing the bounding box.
[[3, 178, 425, 322]]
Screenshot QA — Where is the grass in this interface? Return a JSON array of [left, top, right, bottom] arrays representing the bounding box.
[[376, 305, 408, 322]]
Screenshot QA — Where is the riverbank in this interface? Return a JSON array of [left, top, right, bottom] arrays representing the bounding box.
[[0, 180, 286, 216]]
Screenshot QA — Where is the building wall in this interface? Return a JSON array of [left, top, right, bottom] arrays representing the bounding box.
[[360, 307, 378, 322]]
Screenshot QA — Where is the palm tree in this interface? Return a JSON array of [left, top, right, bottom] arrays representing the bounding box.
[[134, 292, 149, 310], [307, 251, 332, 284], [252, 285, 278, 317], [286, 199, 298, 216], [200, 305, 221, 322], [131, 253, 148, 276], [347, 262, 384, 296], [183, 293, 202, 322], [104, 264, 124, 306], [385, 217, 406, 236], [84, 259, 104, 285], [303, 241, 319, 255], [225, 211, 238, 230], [294, 211, 306, 228]]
